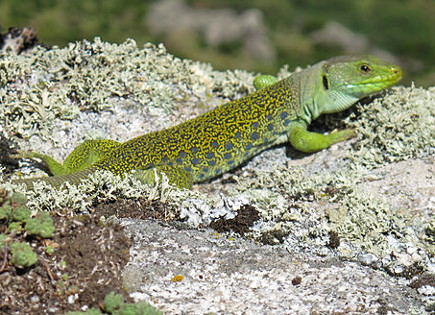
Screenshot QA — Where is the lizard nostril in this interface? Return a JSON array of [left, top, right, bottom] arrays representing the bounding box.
[[391, 66, 402, 76]]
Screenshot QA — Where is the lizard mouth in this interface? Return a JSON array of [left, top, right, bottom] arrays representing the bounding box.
[[345, 65, 402, 95]]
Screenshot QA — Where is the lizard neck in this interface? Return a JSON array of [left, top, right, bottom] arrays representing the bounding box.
[[297, 61, 360, 124]]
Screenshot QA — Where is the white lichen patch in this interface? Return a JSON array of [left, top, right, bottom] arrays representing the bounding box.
[[345, 85, 435, 167]]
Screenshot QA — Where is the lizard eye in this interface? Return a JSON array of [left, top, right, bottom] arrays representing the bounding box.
[[359, 64, 371, 74]]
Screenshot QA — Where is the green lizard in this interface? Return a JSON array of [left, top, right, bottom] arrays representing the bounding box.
[[13, 55, 402, 189]]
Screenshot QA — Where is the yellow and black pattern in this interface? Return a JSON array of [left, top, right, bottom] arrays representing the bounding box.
[[93, 78, 298, 185]]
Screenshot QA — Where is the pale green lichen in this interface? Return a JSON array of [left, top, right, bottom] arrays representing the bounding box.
[[345, 85, 435, 167], [229, 161, 431, 260], [0, 38, 255, 142]]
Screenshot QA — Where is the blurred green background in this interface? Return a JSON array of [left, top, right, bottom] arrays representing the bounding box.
[[1, 0, 434, 86]]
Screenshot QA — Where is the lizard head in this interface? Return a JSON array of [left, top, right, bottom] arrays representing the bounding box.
[[322, 55, 402, 99], [310, 55, 402, 115]]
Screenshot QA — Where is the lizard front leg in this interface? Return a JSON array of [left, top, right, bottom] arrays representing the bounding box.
[[288, 122, 356, 153], [253, 74, 279, 90]]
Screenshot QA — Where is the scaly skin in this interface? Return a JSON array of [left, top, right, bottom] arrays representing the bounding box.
[[13, 55, 402, 189]]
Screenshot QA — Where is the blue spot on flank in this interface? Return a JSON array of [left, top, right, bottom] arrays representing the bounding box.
[[208, 160, 216, 166], [162, 156, 169, 163], [206, 152, 214, 159], [283, 119, 290, 126], [264, 138, 269, 143], [191, 147, 199, 153], [178, 150, 186, 158], [267, 123, 274, 131], [224, 152, 232, 159], [191, 158, 200, 165], [225, 142, 233, 150], [167, 161, 173, 166], [252, 122, 259, 129], [235, 131, 241, 138], [212, 141, 219, 148], [280, 112, 288, 119], [246, 143, 253, 150], [267, 114, 273, 121], [202, 167, 209, 173], [215, 169, 222, 175], [251, 132, 259, 140], [184, 166, 192, 172], [176, 158, 182, 164], [227, 160, 234, 165], [199, 173, 205, 179]]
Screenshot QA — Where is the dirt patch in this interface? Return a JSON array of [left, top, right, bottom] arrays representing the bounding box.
[[209, 204, 260, 236], [0, 212, 131, 314]]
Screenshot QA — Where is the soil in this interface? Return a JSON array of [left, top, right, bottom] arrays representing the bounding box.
[[0, 198, 172, 314]]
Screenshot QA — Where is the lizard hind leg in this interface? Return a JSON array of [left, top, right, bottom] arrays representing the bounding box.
[[132, 165, 194, 189], [62, 139, 121, 174]]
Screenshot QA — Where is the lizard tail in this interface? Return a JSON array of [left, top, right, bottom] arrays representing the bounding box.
[[12, 167, 99, 190]]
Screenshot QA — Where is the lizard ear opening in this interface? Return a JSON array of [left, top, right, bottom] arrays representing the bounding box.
[[322, 75, 329, 90]]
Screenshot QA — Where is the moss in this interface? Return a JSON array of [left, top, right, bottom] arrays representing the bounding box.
[[10, 241, 38, 268], [0, 193, 29, 222], [9, 192, 29, 206], [0, 192, 56, 270], [102, 291, 124, 313], [0, 234, 6, 248], [0, 203, 12, 220], [11, 205, 31, 222], [65, 309, 102, 315], [25, 211, 55, 238], [230, 161, 429, 258], [116, 302, 163, 315], [99, 291, 163, 315], [7, 221, 23, 234]]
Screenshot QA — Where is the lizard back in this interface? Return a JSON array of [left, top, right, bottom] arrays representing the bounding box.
[[95, 77, 299, 182]]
